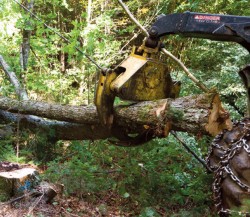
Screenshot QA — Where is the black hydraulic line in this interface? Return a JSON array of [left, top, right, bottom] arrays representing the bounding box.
[[171, 131, 212, 173], [12, 0, 103, 70]]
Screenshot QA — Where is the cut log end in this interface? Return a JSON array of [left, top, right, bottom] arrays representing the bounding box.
[[0, 163, 38, 202], [206, 94, 232, 136]]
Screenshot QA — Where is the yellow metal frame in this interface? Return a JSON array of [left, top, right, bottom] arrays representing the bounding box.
[[94, 71, 117, 128], [94, 44, 181, 127]]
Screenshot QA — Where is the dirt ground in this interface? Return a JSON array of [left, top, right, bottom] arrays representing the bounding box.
[[0, 162, 133, 217], [0, 195, 131, 217]]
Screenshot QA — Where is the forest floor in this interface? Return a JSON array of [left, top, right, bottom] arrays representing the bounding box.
[[0, 195, 132, 217], [0, 162, 212, 217], [0, 162, 133, 217]]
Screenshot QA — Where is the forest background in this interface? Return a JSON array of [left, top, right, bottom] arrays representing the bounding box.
[[0, 0, 250, 216]]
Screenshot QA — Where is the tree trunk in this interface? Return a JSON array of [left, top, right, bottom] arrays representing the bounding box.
[[0, 56, 28, 100], [0, 162, 37, 202], [0, 91, 231, 142], [87, 0, 92, 23], [20, 0, 34, 71]]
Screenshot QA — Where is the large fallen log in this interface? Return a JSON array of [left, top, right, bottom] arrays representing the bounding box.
[[0, 91, 231, 142]]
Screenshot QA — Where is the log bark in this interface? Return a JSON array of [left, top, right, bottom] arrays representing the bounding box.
[[0, 53, 80, 137], [0, 91, 232, 142]]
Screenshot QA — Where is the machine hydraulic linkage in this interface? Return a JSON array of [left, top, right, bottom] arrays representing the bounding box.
[[95, 11, 250, 132]]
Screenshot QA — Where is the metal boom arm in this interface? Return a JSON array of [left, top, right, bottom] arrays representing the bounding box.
[[147, 12, 250, 52]]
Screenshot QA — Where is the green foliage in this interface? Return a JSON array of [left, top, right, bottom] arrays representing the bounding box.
[[139, 207, 161, 217], [21, 132, 58, 163], [44, 135, 213, 215], [44, 141, 113, 196], [0, 136, 26, 163], [0, 139, 16, 162]]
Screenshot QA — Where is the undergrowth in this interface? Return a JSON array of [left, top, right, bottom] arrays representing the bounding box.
[[43, 134, 215, 216], [0, 132, 215, 216]]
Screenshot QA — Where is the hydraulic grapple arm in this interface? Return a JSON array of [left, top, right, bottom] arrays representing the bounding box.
[[95, 11, 250, 131], [146, 12, 250, 115], [147, 12, 250, 52]]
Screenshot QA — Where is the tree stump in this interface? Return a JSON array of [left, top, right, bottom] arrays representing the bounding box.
[[0, 162, 38, 201]]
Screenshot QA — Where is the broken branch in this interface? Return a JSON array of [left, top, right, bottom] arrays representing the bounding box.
[[0, 55, 28, 100]]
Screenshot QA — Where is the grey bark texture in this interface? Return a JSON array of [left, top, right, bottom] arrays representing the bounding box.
[[20, 0, 34, 71], [0, 91, 231, 142]]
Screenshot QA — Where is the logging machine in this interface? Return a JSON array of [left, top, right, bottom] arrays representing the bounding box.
[[12, 1, 250, 145], [95, 11, 250, 128], [10, 3, 250, 213]]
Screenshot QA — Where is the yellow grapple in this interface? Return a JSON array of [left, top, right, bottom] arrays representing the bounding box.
[[94, 43, 181, 128]]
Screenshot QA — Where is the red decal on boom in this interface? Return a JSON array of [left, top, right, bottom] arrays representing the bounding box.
[[194, 15, 221, 23]]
